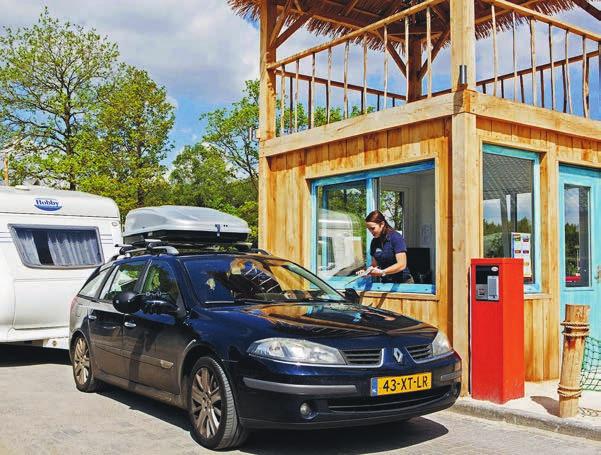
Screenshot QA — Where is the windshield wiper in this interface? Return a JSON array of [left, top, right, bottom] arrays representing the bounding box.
[[205, 298, 274, 305], [277, 297, 341, 303]]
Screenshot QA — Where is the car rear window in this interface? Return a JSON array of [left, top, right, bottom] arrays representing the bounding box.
[[10, 225, 103, 268]]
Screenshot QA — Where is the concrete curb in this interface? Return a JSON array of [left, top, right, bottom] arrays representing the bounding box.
[[448, 399, 601, 442]]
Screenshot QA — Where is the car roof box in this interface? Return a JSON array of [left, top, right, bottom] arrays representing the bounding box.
[[123, 206, 250, 244]]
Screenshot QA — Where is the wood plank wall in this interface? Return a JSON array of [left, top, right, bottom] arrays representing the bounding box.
[[477, 116, 601, 381], [261, 112, 599, 383], [262, 118, 451, 335]]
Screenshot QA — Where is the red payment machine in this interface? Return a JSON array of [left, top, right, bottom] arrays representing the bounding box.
[[470, 258, 525, 403]]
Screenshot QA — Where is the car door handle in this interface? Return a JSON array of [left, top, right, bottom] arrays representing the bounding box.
[[124, 321, 137, 328], [88, 314, 97, 321]]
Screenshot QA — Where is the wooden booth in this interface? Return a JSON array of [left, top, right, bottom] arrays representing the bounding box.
[[229, 0, 601, 390]]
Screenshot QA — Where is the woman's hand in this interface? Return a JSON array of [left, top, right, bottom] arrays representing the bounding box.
[[368, 267, 384, 277]]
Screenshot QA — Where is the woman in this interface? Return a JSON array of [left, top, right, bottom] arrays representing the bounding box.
[[361, 210, 414, 284]]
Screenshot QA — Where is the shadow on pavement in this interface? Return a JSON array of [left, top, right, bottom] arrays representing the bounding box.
[[241, 418, 449, 454], [98, 386, 190, 431], [0, 344, 70, 367], [99, 382, 449, 454], [531, 395, 559, 417]]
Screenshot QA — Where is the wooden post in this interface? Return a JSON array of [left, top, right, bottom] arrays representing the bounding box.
[[295, 59, 299, 131], [558, 304, 590, 418], [407, 34, 423, 102], [492, 4, 498, 96], [327, 47, 332, 123], [383, 26, 388, 109], [362, 35, 368, 114], [450, 0, 477, 396], [344, 40, 349, 118], [258, 0, 277, 250], [451, 0, 476, 91], [405, 17, 410, 101], [513, 12, 518, 101], [530, 18, 537, 106], [426, 7, 432, 98], [549, 24, 556, 110], [310, 52, 315, 128]]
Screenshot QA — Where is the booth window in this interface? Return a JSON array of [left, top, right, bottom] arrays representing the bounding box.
[[312, 161, 436, 294], [10, 225, 103, 269], [482, 145, 541, 292]]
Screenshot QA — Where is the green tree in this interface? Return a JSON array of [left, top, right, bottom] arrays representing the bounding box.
[[200, 80, 259, 193], [79, 65, 174, 217], [168, 143, 258, 243], [0, 9, 119, 189]]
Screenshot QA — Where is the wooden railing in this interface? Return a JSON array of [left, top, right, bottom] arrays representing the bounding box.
[[270, 0, 451, 137], [478, 0, 601, 118]]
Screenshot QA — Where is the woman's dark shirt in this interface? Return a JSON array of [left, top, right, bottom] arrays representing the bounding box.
[[369, 230, 412, 283]]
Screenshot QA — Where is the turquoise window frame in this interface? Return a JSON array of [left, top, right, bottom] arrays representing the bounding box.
[[310, 161, 436, 294], [482, 144, 542, 294]]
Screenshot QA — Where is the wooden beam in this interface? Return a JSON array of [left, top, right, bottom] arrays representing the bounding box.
[[571, 0, 601, 21], [451, 0, 476, 90], [408, 34, 423, 101], [374, 29, 407, 76], [261, 91, 464, 157], [472, 91, 601, 140], [258, 0, 278, 250], [481, 0, 601, 42], [342, 0, 361, 16], [476, 50, 599, 86], [274, 12, 312, 48], [270, 0, 293, 47], [418, 29, 450, 80], [383, 0, 407, 16], [450, 0, 477, 398]]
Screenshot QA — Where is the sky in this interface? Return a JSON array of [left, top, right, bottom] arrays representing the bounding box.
[[0, 1, 598, 165]]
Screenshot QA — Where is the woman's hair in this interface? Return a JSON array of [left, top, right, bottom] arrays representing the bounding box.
[[365, 210, 393, 233]]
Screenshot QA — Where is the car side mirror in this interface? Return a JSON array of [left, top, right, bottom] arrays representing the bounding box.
[[344, 288, 360, 304], [139, 294, 180, 316], [112, 291, 142, 314]]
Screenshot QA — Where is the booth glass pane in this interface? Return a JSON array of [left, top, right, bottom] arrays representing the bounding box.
[[316, 181, 367, 279], [483, 153, 535, 283], [563, 185, 590, 287], [378, 169, 436, 285]]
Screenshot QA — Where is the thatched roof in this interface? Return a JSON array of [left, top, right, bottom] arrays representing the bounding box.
[[228, 0, 589, 50]]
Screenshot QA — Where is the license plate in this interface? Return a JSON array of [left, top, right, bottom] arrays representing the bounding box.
[[370, 372, 432, 396]]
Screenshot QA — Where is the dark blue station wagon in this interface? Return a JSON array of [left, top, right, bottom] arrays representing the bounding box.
[[69, 244, 461, 450]]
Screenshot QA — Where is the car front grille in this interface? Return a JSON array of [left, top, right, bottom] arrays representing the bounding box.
[[406, 344, 433, 362], [328, 386, 451, 413], [341, 349, 383, 367]]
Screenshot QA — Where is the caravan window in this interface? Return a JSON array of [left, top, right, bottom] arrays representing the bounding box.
[[10, 225, 104, 269]]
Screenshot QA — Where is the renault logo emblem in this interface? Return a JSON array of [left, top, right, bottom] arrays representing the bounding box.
[[393, 347, 403, 363]]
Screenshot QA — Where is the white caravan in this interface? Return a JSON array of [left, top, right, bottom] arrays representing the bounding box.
[[0, 186, 121, 349]]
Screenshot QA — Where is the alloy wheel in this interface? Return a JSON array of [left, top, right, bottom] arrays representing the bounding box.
[[73, 337, 90, 385], [191, 367, 222, 439]]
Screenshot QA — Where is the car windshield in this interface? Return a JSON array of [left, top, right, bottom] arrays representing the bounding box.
[[183, 256, 345, 304]]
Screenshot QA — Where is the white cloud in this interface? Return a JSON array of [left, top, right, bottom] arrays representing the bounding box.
[[0, 0, 259, 104]]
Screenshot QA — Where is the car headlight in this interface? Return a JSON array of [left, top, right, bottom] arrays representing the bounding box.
[[432, 331, 452, 357], [247, 338, 346, 365]]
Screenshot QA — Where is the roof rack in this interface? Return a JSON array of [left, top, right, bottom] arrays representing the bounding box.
[[109, 239, 268, 262]]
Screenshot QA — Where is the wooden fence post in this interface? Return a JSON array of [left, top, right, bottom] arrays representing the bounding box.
[[558, 304, 590, 418]]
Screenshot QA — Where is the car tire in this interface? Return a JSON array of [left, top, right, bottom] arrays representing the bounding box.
[[188, 357, 248, 450], [71, 335, 101, 393]]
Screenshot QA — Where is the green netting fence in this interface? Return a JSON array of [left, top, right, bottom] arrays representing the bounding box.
[[581, 336, 601, 391]]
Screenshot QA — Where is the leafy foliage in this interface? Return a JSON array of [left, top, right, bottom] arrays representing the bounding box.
[[78, 65, 174, 217], [0, 8, 119, 189]]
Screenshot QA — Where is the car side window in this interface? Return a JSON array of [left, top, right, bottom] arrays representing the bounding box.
[[79, 266, 113, 299], [141, 261, 181, 304], [99, 261, 146, 301]]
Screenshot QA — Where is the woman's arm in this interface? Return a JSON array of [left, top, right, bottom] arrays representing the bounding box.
[[371, 252, 407, 276]]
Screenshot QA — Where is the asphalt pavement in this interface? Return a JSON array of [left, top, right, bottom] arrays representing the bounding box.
[[1, 345, 600, 455]]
